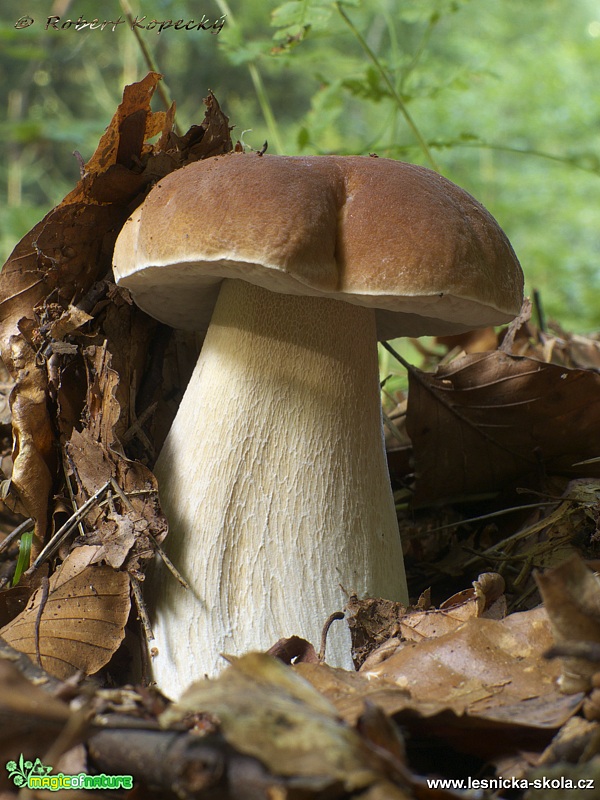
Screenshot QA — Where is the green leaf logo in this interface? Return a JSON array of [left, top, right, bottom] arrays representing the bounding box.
[[5, 754, 53, 786]]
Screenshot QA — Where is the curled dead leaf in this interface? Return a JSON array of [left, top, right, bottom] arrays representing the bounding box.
[[536, 554, 600, 693], [3, 336, 54, 556]]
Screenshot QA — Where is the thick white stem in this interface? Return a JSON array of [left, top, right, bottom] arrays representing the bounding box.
[[149, 279, 407, 695]]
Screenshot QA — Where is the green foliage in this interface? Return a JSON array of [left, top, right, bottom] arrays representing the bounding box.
[[12, 530, 32, 586], [1, 0, 600, 330], [271, 0, 335, 43]]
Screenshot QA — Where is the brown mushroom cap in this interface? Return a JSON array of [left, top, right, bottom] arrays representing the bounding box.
[[113, 153, 524, 339]]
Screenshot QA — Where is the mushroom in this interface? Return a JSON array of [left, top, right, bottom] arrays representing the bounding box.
[[113, 153, 523, 696]]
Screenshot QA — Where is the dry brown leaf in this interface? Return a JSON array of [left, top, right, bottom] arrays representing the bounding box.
[[47, 305, 94, 342], [292, 663, 408, 726], [267, 635, 320, 664], [406, 351, 600, 506], [82, 345, 121, 452], [535, 554, 600, 693], [93, 293, 157, 450], [0, 74, 231, 574], [0, 73, 167, 559], [524, 757, 600, 800], [362, 606, 579, 727], [2, 337, 55, 555], [0, 659, 69, 729], [161, 652, 407, 795], [436, 326, 500, 355], [66, 429, 114, 502], [0, 357, 14, 430], [0, 546, 130, 680], [91, 517, 137, 570], [298, 611, 582, 762], [400, 572, 506, 643], [491, 298, 600, 373], [537, 715, 599, 767], [561, 332, 600, 371], [346, 595, 405, 669], [506, 308, 600, 371], [63, 336, 166, 572], [347, 573, 506, 669]]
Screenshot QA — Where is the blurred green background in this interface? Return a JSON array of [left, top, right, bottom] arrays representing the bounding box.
[[1, 0, 600, 332]]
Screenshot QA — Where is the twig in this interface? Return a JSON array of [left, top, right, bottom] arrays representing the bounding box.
[[118, 0, 180, 134], [131, 576, 154, 644], [381, 408, 406, 444], [34, 576, 50, 668], [0, 516, 34, 554], [418, 501, 559, 534], [88, 728, 283, 797], [149, 532, 190, 590], [109, 476, 135, 512], [335, 2, 440, 171], [29, 480, 112, 571], [462, 500, 572, 569], [61, 449, 85, 539], [122, 382, 157, 457], [42, 701, 95, 777], [499, 298, 532, 353], [533, 288, 546, 332], [318, 611, 345, 662], [214, 0, 285, 154], [0, 638, 64, 690], [131, 576, 154, 685]]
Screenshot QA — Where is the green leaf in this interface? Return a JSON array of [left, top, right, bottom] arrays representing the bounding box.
[[341, 65, 392, 102], [297, 126, 310, 149], [220, 39, 266, 66], [12, 531, 32, 587], [271, 0, 334, 43]]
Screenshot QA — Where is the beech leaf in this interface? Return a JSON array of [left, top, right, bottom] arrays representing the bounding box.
[[406, 351, 600, 505], [0, 546, 130, 680]]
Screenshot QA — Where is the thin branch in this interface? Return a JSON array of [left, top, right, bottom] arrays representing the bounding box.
[[34, 576, 50, 668], [335, 2, 440, 172], [119, 0, 181, 135], [149, 532, 190, 591], [318, 611, 345, 663], [29, 480, 112, 571], [62, 450, 86, 539], [462, 500, 573, 567], [214, 0, 285, 154], [131, 576, 154, 685], [0, 517, 34, 555], [418, 501, 560, 534]]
